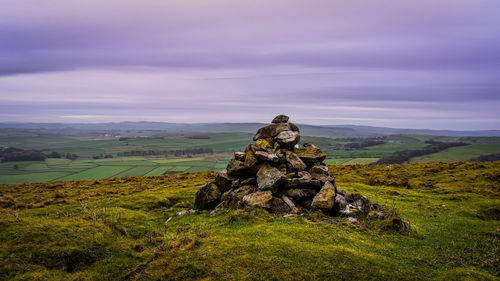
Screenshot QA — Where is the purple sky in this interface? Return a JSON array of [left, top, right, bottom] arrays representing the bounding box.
[[1, 0, 499, 129]]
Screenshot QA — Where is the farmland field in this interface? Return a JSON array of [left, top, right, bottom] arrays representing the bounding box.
[[410, 143, 500, 163], [2, 130, 500, 184]]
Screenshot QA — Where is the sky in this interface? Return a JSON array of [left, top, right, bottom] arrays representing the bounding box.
[[1, 0, 499, 130]]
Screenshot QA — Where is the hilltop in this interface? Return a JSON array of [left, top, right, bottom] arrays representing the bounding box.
[[0, 161, 499, 280]]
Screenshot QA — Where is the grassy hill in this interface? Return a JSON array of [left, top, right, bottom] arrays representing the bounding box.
[[1, 161, 499, 280]]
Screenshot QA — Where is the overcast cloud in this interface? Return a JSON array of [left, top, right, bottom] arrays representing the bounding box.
[[1, 0, 499, 129]]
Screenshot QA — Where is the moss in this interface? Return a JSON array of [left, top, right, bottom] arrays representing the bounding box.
[[255, 139, 272, 148], [0, 162, 499, 280]]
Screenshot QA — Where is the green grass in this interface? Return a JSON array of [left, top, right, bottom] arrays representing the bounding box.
[[343, 158, 380, 164], [410, 143, 500, 163], [113, 166, 158, 178], [324, 158, 352, 165], [56, 166, 132, 181], [151, 157, 204, 164], [168, 166, 191, 172], [0, 162, 498, 280], [22, 163, 49, 171], [0, 172, 72, 185], [45, 158, 72, 166], [144, 166, 172, 176]]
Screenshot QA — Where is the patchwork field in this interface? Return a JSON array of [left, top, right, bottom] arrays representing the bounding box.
[[0, 162, 498, 280], [2, 130, 500, 185], [0, 156, 228, 185]]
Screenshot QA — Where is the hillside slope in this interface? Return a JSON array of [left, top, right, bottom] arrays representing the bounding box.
[[0, 162, 499, 280]]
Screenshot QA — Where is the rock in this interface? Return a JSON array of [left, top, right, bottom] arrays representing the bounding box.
[[177, 209, 196, 216], [282, 195, 299, 213], [194, 182, 222, 210], [311, 181, 336, 210], [272, 123, 294, 135], [234, 152, 246, 161], [285, 151, 307, 171], [294, 145, 326, 164], [255, 139, 272, 148], [278, 164, 288, 174], [256, 163, 283, 190], [269, 197, 292, 214], [255, 150, 279, 162], [243, 191, 273, 208], [231, 179, 240, 189], [346, 193, 372, 213], [240, 177, 256, 186], [297, 171, 312, 180], [253, 124, 277, 141], [214, 171, 233, 192], [284, 172, 296, 179], [285, 178, 322, 189], [220, 185, 257, 209], [194, 115, 378, 218], [309, 165, 331, 181], [226, 158, 248, 176], [272, 114, 289, 123], [275, 130, 300, 147], [209, 209, 223, 217], [368, 212, 385, 220], [335, 194, 347, 211], [338, 204, 353, 217], [337, 189, 348, 198], [289, 122, 300, 132], [284, 188, 316, 198], [296, 199, 313, 209], [346, 217, 358, 224], [353, 195, 372, 213], [244, 149, 259, 167]]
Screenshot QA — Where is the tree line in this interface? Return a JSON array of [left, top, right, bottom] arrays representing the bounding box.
[[0, 147, 78, 162]]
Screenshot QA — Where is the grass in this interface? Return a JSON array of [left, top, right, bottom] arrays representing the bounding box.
[[144, 166, 172, 176], [0, 172, 72, 185], [343, 158, 380, 164], [113, 166, 158, 178], [0, 161, 499, 280], [410, 143, 500, 163], [56, 166, 132, 181]]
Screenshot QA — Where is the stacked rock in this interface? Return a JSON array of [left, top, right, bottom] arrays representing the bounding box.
[[194, 114, 374, 216]]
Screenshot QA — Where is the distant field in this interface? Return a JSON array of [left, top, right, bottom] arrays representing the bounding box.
[[0, 172, 72, 185], [410, 143, 500, 163], [343, 158, 380, 164], [2, 131, 500, 184]]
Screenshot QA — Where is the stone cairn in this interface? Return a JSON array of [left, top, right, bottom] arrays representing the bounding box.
[[194, 114, 376, 217]]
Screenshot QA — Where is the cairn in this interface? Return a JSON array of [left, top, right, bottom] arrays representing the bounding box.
[[194, 114, 375, 216]]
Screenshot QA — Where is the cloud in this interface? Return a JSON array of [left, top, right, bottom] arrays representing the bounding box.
[[0, 0, 499, 129], [1, 0, 500, 75]]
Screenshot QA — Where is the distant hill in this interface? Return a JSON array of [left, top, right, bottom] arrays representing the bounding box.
[[1, 122, 499, 138], [332, 125, 500, 137]]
